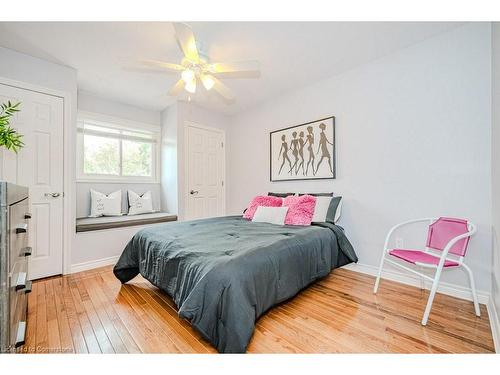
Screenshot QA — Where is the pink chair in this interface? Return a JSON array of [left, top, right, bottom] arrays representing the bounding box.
[[373, 217, 479, 325]]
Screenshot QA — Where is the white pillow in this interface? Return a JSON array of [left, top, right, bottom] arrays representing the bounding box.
[[252, 206, 289, 225], [128, 190, 154, 215], [311, 196, 332, 222], [89, 189, 122, 217]]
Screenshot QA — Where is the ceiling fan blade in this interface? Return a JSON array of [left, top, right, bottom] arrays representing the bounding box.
[[168, 79, 186, 96], [123, 66, 179, 75], [211, 76, 235, 101], [210, 60, 260, 78], [139, 59, 184, 72], [173, 22, 200, 63]]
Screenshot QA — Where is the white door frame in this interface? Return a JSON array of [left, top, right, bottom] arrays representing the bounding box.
[[183, 121, 226, 220], [0, 76, 74, 275]]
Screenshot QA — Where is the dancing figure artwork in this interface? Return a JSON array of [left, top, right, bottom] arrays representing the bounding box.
[[270, 116, 335, 181]]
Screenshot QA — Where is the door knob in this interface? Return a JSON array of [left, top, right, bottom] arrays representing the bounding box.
[[44, 192, 61, 198], [190, 190, 199, 195]]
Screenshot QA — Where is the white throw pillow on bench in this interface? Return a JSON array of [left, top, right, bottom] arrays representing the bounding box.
[[128, 190, 154, 215], [89, 189, 122, 217]]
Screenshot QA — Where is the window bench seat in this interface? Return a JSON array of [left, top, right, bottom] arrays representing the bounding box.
[[76, 212, 177, 232]]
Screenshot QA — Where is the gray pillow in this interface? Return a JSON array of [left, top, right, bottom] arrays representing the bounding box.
[[326, 196, 342, 223], [268, 192, 294, 197], [299, 192, 334, 197]]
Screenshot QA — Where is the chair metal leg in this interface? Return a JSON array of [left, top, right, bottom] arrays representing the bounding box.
[[373, 251, 386, 294], [421, 268, 443, 325], [463, 264, 481, 317]]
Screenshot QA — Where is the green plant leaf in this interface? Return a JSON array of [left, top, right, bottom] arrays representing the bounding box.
[[0, 101, 24, 153]]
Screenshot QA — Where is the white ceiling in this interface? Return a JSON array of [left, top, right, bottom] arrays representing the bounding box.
[[0, 22, 464, 115]]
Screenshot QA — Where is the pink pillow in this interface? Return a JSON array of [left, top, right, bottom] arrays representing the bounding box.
[[243, 195, 283, 220], [283, 195, 317, 225]]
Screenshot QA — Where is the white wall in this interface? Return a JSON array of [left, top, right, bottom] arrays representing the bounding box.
[[160, 101, 230, 219], [0, 46, 77, 96], [160, 103, 179, 215], [78, 90, 161, 125], [491, 22, 500, 343], [72, 222, 165, 268], [227, 23, 492, 292]]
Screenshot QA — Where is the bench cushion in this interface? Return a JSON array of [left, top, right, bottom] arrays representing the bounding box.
[[76, 212, 177, 232]]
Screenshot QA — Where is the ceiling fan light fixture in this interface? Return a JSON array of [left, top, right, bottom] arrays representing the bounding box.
[[185, 78, 196, 94], [181, 69, 195, 84], [201, 74, 215, 91], [135, 23, 260, 102]]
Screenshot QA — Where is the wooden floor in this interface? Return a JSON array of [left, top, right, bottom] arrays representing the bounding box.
[[21, 266, 495, 353]]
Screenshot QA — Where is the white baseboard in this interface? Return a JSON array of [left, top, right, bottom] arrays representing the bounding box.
[[343, 262, 490, 305], [70, 255, 119, 274], [487, 298, 500, 353]]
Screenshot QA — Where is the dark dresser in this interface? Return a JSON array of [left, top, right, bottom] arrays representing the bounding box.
[[0, 182, 31, 353]]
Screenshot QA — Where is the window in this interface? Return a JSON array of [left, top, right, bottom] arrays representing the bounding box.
[[77, 112, 160, 182]]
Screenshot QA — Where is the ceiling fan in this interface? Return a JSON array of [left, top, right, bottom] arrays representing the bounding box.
[[136, 22, 260, 102]]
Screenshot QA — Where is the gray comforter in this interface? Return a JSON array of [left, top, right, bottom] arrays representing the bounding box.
[[113, 215, 357, 353]]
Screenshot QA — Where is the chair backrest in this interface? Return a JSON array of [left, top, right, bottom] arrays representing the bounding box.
[[426, 217, 471, 257]]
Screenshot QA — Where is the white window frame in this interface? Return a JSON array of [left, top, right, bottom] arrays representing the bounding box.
[[76, 111, 161, 183]]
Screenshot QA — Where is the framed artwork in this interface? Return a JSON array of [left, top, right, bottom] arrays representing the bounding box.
[[270, 116, 335, 181]]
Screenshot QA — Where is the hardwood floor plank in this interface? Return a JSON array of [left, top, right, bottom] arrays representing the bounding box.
[[51, 278, 75, 353], [130, 284, 209, 353], [83, 276, 134, 353], [23, 279, 37, 353], [88, 276, 141, 353], [116, 284, 181, 353], [297, 286, 478, 353], [60, 277, 88, 353], [140, 281, 217, 353], [72, 275, 115, 353], [96, 272, 169, 353], [68, 277, 102, 353], [35, 281, 48, 353], [44, 279, 62, 353], [138, 282, 216, 353], [312, 276, 494, 352], [24, 267, 495, 354]]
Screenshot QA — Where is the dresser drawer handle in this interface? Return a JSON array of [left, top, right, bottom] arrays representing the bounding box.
[[15, 321, 26, 348], [15, 223, 28, 234], [20, 280, 32, 294], [24, 213, 32, 219], [20, 247, 32, 257], [15, 272, 27, 291]]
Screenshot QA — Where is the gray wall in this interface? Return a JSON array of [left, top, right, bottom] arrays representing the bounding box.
[[492, 22, 500, 340], [227, 23, 493, 292]]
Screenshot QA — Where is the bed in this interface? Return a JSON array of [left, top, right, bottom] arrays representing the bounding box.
[[113, 215, 357, 353]]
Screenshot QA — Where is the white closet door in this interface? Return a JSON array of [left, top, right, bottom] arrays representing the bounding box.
[[185, 124, 225, 220], [0, 83, 64, 280]]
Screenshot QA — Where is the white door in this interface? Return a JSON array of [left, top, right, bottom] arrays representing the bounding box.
[[185, 124, 225, 220], [0, 83, 64, 280]]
